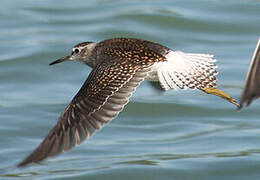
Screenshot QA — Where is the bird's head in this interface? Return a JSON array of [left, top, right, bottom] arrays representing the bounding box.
[[50, 42, 97, 67]]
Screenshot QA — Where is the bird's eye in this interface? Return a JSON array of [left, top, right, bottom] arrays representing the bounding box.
[[74, 48, 80, 54]]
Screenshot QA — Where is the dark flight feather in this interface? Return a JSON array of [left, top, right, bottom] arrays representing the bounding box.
[[240, 38, 260, 109]]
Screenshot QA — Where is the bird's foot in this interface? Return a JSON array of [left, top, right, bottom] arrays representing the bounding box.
[[200, 87, 240, 109]]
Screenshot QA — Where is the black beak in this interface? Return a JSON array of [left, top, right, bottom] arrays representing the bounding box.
[[49, 55, 72, 66]]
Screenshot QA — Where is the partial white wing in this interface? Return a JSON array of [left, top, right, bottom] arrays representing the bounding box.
[[156, 51, 218, 90]]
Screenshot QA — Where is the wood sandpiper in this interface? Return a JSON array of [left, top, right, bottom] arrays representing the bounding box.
[[18, 37, 239, 167]]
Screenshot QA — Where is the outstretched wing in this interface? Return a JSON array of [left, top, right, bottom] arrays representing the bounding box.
[[18, 62, 151, 167], [240, 38, 260, 108], [18, 39, 167, 167], [155, 51, 218, 90]]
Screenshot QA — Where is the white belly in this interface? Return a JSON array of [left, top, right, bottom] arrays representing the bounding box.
[[145, 64, 160, 82]]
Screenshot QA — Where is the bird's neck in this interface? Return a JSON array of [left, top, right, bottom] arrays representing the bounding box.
[[82, 42, 98, 68]]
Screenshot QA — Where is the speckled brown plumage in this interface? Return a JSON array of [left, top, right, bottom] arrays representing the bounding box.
[[18, 38, 167, 167], [18, 37, 226, 167]]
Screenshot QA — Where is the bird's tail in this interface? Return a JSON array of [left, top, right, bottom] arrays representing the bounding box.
[[156, 51, 240, 108]]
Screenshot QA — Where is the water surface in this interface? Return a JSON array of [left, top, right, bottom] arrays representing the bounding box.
[[1, 0, 260, 179]]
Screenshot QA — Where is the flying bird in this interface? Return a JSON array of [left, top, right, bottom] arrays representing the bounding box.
[[240, 38, 260, 109], [18, 38, 239, 167]]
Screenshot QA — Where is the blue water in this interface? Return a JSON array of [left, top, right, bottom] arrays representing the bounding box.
[[1, 0, 260, 179]]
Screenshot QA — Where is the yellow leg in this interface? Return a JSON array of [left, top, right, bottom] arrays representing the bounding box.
[[200, 87, 240, 109]]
